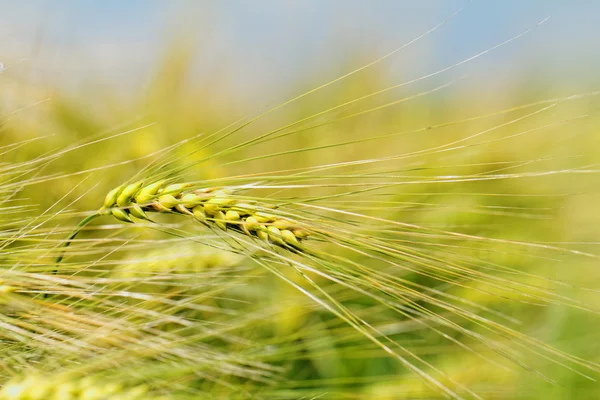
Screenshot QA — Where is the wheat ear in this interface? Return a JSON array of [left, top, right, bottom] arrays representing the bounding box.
[[101, 180, 311, 245], [0, 374, 158, 400], [54, 180, 311, 268]]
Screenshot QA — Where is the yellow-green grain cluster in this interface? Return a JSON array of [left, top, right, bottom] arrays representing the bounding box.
[[0, 375, 160, 400], [0, 280, 17, 295], [0, 280, 17, 304], [101, 180, 311, 248]]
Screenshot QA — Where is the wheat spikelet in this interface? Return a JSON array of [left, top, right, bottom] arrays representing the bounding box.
[[100, 180, 311, 249]]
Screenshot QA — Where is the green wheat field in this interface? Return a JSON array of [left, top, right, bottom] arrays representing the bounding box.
[[1, 3, 599, 399]]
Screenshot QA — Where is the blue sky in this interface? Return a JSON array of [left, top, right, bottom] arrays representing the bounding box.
[[1, 1, 598, 101]]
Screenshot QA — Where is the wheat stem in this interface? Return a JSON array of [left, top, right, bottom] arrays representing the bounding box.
[[52, 212, 103, 272]]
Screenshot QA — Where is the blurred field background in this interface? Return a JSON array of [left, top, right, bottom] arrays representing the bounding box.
[[1, 1, 600, 399]]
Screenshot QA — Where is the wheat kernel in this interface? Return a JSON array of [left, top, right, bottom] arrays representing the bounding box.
[[116, 181, 143, 207], [104, 185, 124, 208], [225, 210, 240, 221], [111, 208, 133, 223], [157, 194, 178, 209]]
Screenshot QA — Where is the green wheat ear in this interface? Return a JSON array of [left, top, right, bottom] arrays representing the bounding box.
[[54, 179, 312, 269], [102, 180, 311, 246]]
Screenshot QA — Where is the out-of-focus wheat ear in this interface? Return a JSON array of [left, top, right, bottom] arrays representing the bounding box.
[[0, 374, 159, 400], [0, 280, 18, 304]]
